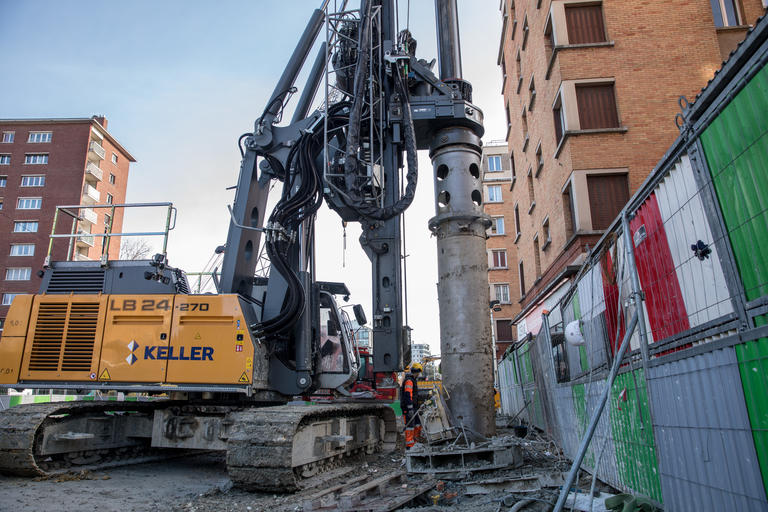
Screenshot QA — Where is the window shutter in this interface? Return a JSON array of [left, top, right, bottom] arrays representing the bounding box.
[[565, 4, 606, 44], [576, 83, 619, 129], [496, 320, 514, 341], [587, 174, 629, 230]]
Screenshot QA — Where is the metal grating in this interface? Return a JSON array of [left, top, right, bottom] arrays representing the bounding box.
[[62, 303, 99, 371], [29, 302, 99, 372], [46, 270, 105, 294], [29, 303, 67, 371]]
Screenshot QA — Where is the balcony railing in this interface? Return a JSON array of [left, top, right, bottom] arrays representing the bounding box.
[[82, 207, 98, 224], [85, 162, 103, 181], [88, 140, 106, 161], [82, 183, 100, 203], [73, 252, 93, 262], [76, 230, 95, 247]]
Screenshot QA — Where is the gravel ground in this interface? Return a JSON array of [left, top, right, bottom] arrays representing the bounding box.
[[0, 427, 615, 512], [0, 453, 230, 512]]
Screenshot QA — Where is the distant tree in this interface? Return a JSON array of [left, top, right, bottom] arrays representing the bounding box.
[[120, 238, 153, 260]]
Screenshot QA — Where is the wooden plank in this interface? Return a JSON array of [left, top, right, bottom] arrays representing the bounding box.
[[338, 470, 405, 507], [302, 474, 370, 511]]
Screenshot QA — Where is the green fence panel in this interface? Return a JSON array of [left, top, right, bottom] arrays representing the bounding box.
[[700, 62, 768, 303], [736, 332, 768, 498], [609, 369, 662, 501]]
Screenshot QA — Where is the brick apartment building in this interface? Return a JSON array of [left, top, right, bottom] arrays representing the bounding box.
[[481, 140, 518, 360], [0, 116, 134, 330], [496, 0, 766, 341]]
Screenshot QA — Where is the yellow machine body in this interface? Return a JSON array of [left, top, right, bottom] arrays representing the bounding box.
[[0, 294, 256, 388]]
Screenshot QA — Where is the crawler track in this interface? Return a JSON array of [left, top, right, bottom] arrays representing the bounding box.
[[0, 400, 399, 492], [226, 402, 398, 492], [0, 401, 176, 477]]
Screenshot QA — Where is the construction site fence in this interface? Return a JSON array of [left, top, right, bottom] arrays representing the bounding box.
[[499, 18, 768, 511]]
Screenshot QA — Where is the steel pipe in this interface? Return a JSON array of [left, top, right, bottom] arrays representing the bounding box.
[[434, 0, 463, 80], [429, 127, 494, 438]]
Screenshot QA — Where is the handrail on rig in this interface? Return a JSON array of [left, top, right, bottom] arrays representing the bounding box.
[[45, 202, 177, 267]]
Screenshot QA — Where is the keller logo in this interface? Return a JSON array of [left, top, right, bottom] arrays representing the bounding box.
[[126, 340, 139, 365]]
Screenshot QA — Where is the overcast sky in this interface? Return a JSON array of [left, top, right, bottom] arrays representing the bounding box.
[[0, 0, 505, 355]]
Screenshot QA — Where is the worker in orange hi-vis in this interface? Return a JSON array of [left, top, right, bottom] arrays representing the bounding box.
[[400, 363, 422, 448]]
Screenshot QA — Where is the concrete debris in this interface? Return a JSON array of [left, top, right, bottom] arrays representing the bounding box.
[[0, 425, 620, 512]]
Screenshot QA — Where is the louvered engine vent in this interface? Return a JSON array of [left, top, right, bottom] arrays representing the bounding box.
[[177, 275, 190, 294], [46, 269, 106, 294], [29, 302, 100, 372]]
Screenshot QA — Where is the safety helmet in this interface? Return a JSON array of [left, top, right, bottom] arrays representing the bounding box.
[[409, 362, 423, 373]]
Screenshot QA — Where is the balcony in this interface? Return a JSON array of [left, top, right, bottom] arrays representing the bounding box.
[[82, 183, 100, 204], [88, 140, 106, 161], [85, 162, 103, 181], [81, 207, 98, 225], [73, 251, 93, 262], [76, 230, 95, 247]]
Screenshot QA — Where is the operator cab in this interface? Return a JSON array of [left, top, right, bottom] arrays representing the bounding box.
[[314, 282, 359, 394]]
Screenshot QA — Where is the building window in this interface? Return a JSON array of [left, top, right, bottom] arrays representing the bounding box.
[[17, 197, 41, 209], [587, 174, 629, 230], [576, 83, 619, 129], [24, 154, 48, 165], [104, 213, 112, 228], [710, 0, 742, 27], [488, 155, 502, 172], [501, 57, 508, 92], [533, 235, 542, 278], [563, 184, 576, 238], [2, 132, 14, 143], [0, 155, 9, 165], [565, 3, 607, 44], [542, 217, 551, 250], [106, 193, 114, 204], [544, 13, 556, 62], [492, 249, 508, 269], [518, 260, 526, 297], [487, 185, 503, 203], [0, 199, 3, 210], [496, 320, 514, 341], [514, 203, 521, 240], [522, 16, 530, 50], [109, 173, 116, 185], [27, 131, 52, 143], [111, 153, 118, 164], [490, 216, 505, 236], [521, 108, 529, 150], [10, 244, 35, 256], [528, 75, 536, 110], [494, 284, 511, 304], [516, 51, 523, 93], [553, 94, 565, 145], [5, 267, 31, 281], [2, 294, 18, 306], [527, 167, 536, 213], [20, 175, 45, 187], [535, 142, 544, 176], [13, 221, 38, 233], [0, 176, 6, 187], [510, 152, 517, 185]]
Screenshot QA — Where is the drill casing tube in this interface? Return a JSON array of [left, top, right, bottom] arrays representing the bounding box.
[[429, 127, 495, 439]]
